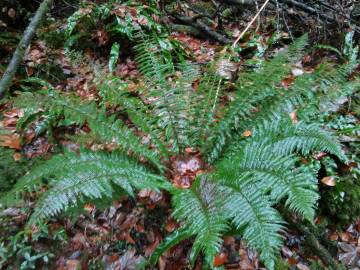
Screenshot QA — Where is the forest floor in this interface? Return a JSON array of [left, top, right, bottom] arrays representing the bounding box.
[[0, 1, 360, 269]]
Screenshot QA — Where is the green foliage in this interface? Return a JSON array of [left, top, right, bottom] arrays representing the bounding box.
[[17, 150, 168, 222], [317, 98, 360, 227], [2, 32, 359, 269], [0, 148, 28, 194], [0, 222, 65, 269], [64, 1, 166, 50]]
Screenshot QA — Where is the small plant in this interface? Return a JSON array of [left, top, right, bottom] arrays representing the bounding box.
[[0, 222, 64, 269], [2, 32, 358, 269]]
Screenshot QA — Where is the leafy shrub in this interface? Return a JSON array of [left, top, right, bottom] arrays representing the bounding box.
[[2, 33, 358, 269]]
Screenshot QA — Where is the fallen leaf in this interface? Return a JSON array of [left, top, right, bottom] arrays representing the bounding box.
[[321, 176, 336, 186], [93, 29, 109, 46], [145, 232, 161, 256], [329, 232, 338, 241], [242, 130, 252, 137], [339, 232, 351, 242], [173, 175, 191, 189], [296, 263, 310, 270], [213, 252, 227, 267], [281, 75, 295, 89], [338, 242, 360, 266], [0, 134, 21, 150], [60, 259, 80, 270], [109, 249, 143, 270], [313, 152, 328, 160], [137, 16, 148, 26], [13, 152, 21, 161], [165, 219, 178, 233], [84, 203, 96, 213]]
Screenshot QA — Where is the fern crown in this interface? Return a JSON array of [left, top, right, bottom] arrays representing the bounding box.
[[3, 32, 358, 269]]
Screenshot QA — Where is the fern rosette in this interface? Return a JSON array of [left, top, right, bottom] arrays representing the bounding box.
[[2, 32, 358, 269]]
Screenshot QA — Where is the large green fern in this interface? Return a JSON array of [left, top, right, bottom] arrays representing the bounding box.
[[2, 33, 358, 269]]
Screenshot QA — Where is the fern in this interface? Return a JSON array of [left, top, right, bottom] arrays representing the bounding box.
[[172, 177, 228, 264], [2, 32, 359, 270], [12, 89, 164, 171], [219, 177, 284, 269], [16, 149, 168, 222], [228, 118, 346, 160]]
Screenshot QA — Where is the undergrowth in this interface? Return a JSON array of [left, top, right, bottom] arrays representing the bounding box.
[[1, 29, 359, 269]]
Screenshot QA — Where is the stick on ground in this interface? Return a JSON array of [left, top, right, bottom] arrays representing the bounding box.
[[0, 0, 53, 99]]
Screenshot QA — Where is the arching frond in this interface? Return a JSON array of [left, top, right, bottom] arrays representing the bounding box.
[[172, 177, 228, 265], [219, 176, 284, 269], [216, 142, 318, 221], [23, 150, 168, 222]]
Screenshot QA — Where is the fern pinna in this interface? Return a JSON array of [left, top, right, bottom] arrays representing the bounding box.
[[2, 33, 358, 269]]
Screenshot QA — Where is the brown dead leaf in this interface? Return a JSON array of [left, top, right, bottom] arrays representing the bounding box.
[[242, 130, 252, 137], [339, 232, 351, 242], [138, 16, 148, 26], [173, 175, 191, 189], [71, 232, 89, 250], [320, 176, 336, 186], [145, 231, 162, 256], [329, 232, 339, 241], [3, 117, 18, 127], [3, 108, 23, 118], [302, 55, 312, 63], [165, 218, 178, 233], [0, 134, 21, 150], [313, 152, 328, 160], [111, 249, 143, 270], [93, 29, 109, 46], [213, 252, 227, 267], [58, 259, 80, 270], [84, 203, 96, 214], [13, 152, 21, 161], [281, 75, 295, 89]]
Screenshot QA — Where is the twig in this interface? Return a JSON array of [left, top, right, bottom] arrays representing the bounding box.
[[0, 0, 53, 99], [232, 0, 270, 48]]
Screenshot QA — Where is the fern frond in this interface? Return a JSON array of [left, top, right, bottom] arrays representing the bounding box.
[[228, 118, 346, 161], [172, 177, 228, 264], [14, 90, 164, 171], [134, 34, 207, 152], [217, 142, 318, 220], [218, 176, 284, 269], [25, 150, 168, 222], [98, 75, 170, 159], [134, 34, 174, 86], [205, 35, 309, 163]]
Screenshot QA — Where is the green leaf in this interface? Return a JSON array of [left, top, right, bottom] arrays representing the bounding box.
[[109, 42, 120, 72]]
